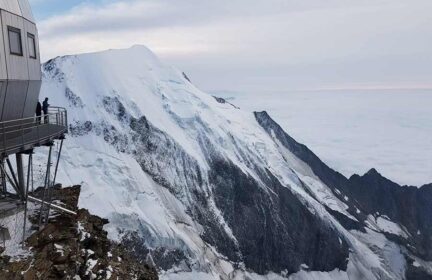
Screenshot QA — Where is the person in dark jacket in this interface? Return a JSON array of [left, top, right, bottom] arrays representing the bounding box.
[[36, 101, 42, 124], [42, 98, 50, 123]]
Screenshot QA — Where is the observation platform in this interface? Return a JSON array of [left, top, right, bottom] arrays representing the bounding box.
[[0, 107, 68, 157], [0, 107, 67, 221]]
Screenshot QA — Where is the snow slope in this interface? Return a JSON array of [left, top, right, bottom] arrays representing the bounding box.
[[38, 46, 431, 279]]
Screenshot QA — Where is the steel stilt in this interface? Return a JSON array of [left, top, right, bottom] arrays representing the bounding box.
[[22, 153, 32, 247], [0, 158, 6, 195], [1, 159, 20, 197], [6, 158, 22, 198], [44, 139, 64, 224], [38, 145, 53, 227], [16, 154, 25, 199]]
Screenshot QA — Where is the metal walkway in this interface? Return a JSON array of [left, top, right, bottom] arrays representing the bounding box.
[[0, 107, 67, 157], [0, 107, 68, 222], [0, 124, 65, 156]]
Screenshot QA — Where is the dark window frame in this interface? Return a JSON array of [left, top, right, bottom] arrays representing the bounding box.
[[7, 26, 23, 56], [27, 33, 37, 59]]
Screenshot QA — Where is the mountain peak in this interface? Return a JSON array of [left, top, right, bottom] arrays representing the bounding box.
[[254, 110, 270, 119], [44, 44, 161, 67], [365, 168, 380, 176]]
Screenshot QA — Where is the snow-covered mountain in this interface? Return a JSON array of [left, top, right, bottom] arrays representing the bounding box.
[[39, 45, 432, 280]]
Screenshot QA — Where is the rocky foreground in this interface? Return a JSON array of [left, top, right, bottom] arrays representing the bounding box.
[[0, 185, 158, 280]]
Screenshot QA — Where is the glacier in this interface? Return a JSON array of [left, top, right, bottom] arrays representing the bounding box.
[[36, 45, 432, 280]]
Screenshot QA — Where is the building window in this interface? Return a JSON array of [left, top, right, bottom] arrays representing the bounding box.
[[8, 26, 23, 56], [27, 33, 36, 59]]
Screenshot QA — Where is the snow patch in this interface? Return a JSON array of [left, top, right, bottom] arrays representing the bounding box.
[[366, 215, 409, 238]]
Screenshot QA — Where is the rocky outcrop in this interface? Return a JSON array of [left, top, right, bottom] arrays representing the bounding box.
[[0, 186, 158, 280]]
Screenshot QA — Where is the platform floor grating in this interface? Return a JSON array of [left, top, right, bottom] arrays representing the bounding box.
[[0, 124, 66, 156]]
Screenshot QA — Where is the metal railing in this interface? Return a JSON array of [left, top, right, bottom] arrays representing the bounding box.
[[0, 106, 68, 155]]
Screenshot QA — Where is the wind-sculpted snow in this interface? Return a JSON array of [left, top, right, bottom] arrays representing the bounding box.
[[39, 46, 432, 280]]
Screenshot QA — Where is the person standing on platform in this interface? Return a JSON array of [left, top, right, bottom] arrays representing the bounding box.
[[35, 101, 42, 124], [42, 98, 50, 123]]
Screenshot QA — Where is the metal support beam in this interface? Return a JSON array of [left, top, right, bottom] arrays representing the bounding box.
[[38, 145, 53, 227], [52, 139, 63, 187], [5, 158, 22, 198], [16, 154, 25, 199], [28, 196, 77, 216], [22, 153, 32, 247], [0, 159, 6, 194], [44, 139, 64, 223]]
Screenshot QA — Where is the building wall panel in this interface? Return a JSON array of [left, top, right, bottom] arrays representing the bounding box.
[[1, 80, 27, 121], [0, 0, 40, 123], [1, 10, 28, 81], [0, 13, 6, 80], [17, 0, 33, 22], [23, 19, 39, 80], [0, 0, 22, 17], [22, 79, 39, 118], [0, 81, 6, 120]]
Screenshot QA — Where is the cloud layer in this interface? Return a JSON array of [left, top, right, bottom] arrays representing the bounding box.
[[34, 0, 432, 91]]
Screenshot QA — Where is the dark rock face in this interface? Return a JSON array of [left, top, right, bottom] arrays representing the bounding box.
[[255, 111, 349, 194], [65, 87, 84, 108], [209, 158, 349, 274], [255, 111, 367, 225], [406, 262, 432, 280], [348, 172, 432, 261], [255, 110, 432, 278]]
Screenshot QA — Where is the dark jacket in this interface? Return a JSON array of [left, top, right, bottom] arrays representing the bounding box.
[[36, 102, 42, 116], [42, 100, 49, 113]]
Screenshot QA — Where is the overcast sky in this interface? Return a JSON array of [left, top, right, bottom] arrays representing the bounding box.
[[29, 0, 432, 92]]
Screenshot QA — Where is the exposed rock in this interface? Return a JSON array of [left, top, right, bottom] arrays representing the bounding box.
[[182, 72, 191, 83], [65, 87, 84, 108], [348, 171, 432, 261], [0, 186, 158, 280], [120, 232, 192, 272], [208, 157, 349, 274], [213, 96, 240, 109]]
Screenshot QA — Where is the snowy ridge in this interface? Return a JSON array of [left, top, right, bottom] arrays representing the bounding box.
[[38, 46, 431, 279]]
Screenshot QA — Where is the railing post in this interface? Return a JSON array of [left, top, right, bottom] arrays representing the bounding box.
[[37, 118, 40, 145], [2, 123, 6, 156], [21, 121, 24, 149]]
